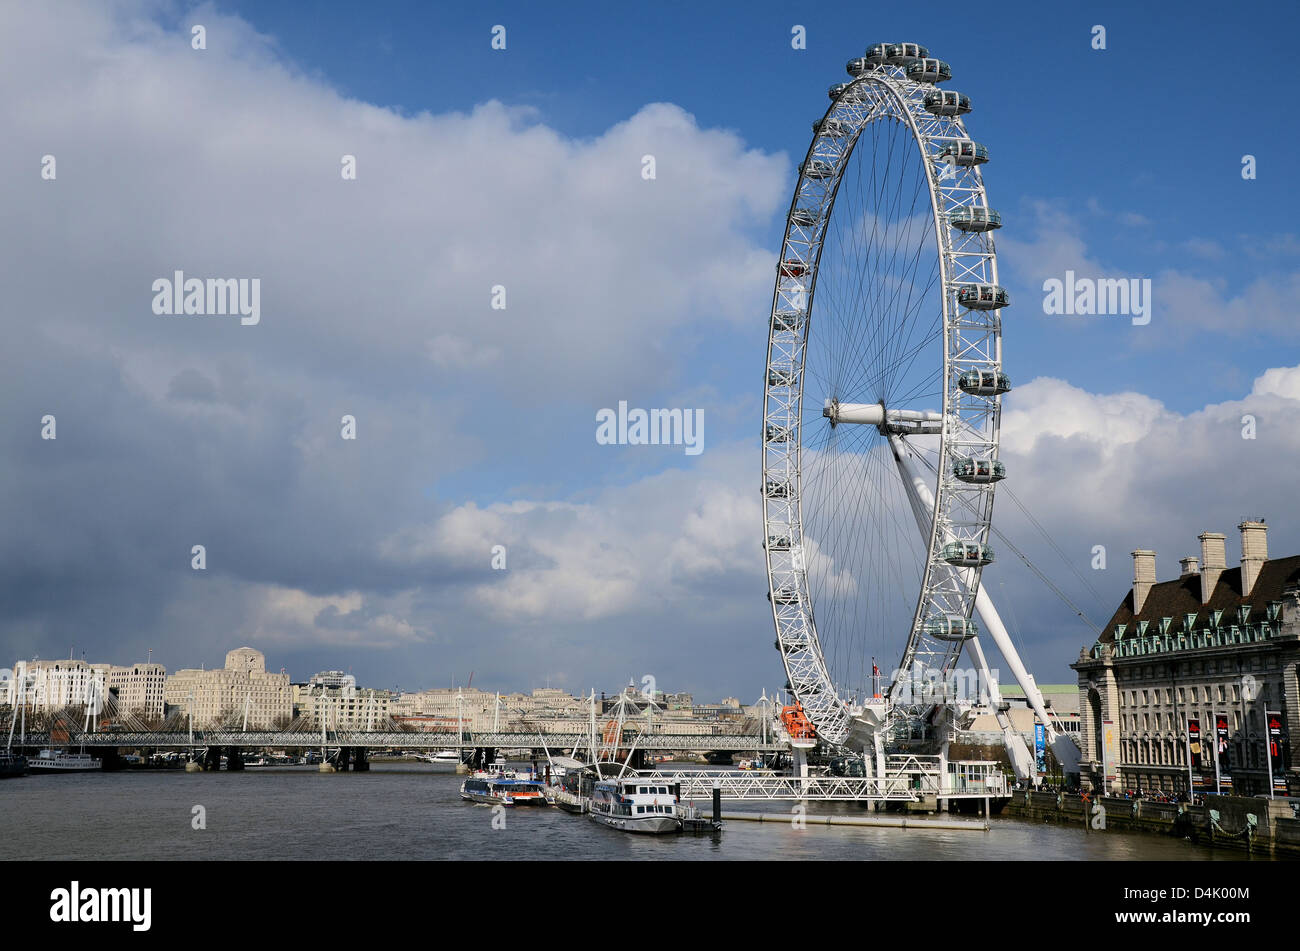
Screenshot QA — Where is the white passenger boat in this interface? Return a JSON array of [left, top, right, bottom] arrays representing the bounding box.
[[460, 775, 549, 806], [589, 778, 682, 834], [28, 750, 102, 773]]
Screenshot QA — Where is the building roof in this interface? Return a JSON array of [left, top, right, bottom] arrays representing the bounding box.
[[1097, 554, 1300, 644]]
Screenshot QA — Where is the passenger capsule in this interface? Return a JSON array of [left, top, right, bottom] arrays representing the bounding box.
[[953, 457, 1006, 484], [765, 424, 792, 443], [779, 260, 809, 278], [765, 535, 791, 551], [949, 206, 1001, 232], [801, 159, 835, 180], [768, 368, 797, 387], [864, 43, 891, 65], [957, 368, 1011, 396], [885, 42, 928, 64], [846, 56, 872, 76], [905, 58, 951, 84], [772, 310, 805, 332], [923, 90, 971, 116], [828, 82, 851, 101], [937, 140, 989, 166], [764, 479, 790, 498], [812, 117, 851, 137], [769, 586, 800, 604], [789, 207, 820, 228], [923, 617, 973, 641], [941, 541, 994, 567], [957, 284, 1009, 310]]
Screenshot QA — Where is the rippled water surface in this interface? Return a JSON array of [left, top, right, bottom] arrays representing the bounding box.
[[0, 763, 1252, 861]]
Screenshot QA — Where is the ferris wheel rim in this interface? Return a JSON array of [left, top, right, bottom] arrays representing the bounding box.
[[762, 48, 1006, 748]]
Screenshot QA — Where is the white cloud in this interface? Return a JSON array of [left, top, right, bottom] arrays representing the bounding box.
[[0, 0, 788, 683]]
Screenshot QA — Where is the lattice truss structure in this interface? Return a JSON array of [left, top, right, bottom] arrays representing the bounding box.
[[762, 44, 1008, 747]]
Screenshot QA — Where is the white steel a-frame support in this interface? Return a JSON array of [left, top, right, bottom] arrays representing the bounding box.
[[888, 434, 1080, 780]]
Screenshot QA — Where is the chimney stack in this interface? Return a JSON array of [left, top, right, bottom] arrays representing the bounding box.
[[1179, 556, 1200, 578], [1132, 550, 1157, 614], [1199, 532, 1227, 604], [1239, 519, 1268, 596]]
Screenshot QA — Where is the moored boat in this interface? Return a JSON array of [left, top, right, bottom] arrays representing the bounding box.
[[459, 775, 549, 806], [0, 751, 27, 778], [28, 749, 102, 773], [589, 777, 682, 834]]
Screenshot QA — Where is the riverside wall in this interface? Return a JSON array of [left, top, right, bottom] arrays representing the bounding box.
[[1005, 789, 1300, 856]]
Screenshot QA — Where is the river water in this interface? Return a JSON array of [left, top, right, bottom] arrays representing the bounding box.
[[0, 763, 1251, 861]]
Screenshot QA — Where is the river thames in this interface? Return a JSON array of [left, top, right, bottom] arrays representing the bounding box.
[[0, 763, 1258, 861]]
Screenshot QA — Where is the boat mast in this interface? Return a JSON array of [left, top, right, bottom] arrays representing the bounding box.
[[5, 677, 16, 752]]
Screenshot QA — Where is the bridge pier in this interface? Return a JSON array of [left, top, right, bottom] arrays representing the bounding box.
[[337, 746, 352, 772], [97, 749, 123, 771], [353, 747, 369, 772], [226, 747, 244, 771], [203, 747, 221, 771]]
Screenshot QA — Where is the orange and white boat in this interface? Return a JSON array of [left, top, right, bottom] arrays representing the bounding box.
[[459, 774, 549, 806]]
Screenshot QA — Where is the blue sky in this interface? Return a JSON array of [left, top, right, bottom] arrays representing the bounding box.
[[2, 1, 1298, 702], [223, 0, 1298, 417]]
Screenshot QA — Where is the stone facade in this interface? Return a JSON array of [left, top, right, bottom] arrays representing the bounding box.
[[1073, 522, 1300, 797], [164, 647, 292, 728]]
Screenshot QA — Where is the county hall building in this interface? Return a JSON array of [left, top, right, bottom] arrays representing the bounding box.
[[1072, 520, 1299, 797]]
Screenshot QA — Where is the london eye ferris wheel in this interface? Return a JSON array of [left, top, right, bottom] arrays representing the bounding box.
[[762, 43, 1012, 751]]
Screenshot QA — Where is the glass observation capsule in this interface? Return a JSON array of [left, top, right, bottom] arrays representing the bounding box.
[[923, 617, 973, 641], [949, 206, 1001, 232], [937, 140, 989, 166], [942, 542, 994, 567], [764, 480, 790, 498], [828, 82, 865, 101], [923, 90, 971, 116], [767, 368, 797, 386], [957, 284, 1009, 310], [779, 260, 808, 278], [801, 159, 835, 180], [953, 458, 1006, 484], [765, 424, 791, 443], [958, 368, 1012, 395], [772, 310, 805, 332], [766, 535, 791, 551], [846, 56, 872, 76], [885, 42, 928, 64], [789, 207, 820, 227], [769, 587, 799, 604], [812, 117, 851, 137], [864, 43, 891, 65], [905, 58, 951, 84]]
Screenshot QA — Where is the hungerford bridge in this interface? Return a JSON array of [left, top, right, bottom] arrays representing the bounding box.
[[14, 729, 786, 755]]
